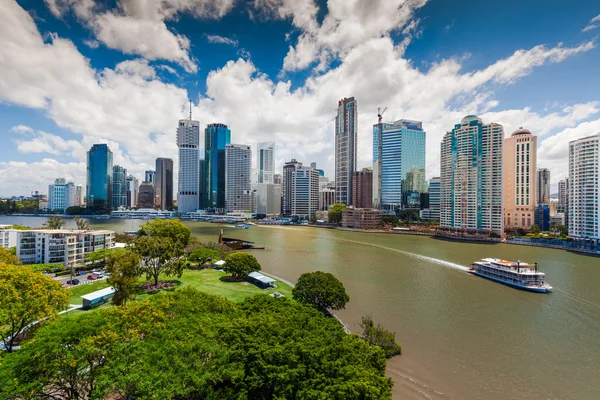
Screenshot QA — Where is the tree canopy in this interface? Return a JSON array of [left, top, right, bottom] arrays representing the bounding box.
[[0, 246, 21, 265], [292, 271, 350, 312], [137, 219, 191, 249], [134, 236, 185, 285], [189, 246, 221, 266], [106, 250, 140, 306], [0, 290, 392, 399], [73, 216, 89, 230], [328, 203, 349, 224], [0, 263, 69, 352], [223, 252, 261, 277], [43, 216, 65, 230], [359, 315, 402, 358]]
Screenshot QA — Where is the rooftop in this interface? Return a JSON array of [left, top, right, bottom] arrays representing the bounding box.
[[81, 287, 115, 301]]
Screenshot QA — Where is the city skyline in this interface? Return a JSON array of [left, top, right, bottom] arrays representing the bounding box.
[[1, 1, 600, 197]]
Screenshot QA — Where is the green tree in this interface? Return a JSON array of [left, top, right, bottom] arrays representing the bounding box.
[[0, 246, 21, 265], [189, 246, 221, 266], [43, 215, 65, 229], [137, 219, 191, 249], [73, 216, 90, 230], [114, 232, 135, 244], [530, 224, 541, 234], [293, 271, 350, 312], [85, 248, 114, 269], [134, 236, 185, 285], [65, 206, 86, 215], [106, 250, 140, 306], [328, 203, 349, 224], [359, 315, 402, 358], [223, 252, 261, 277], [381, 215, 399, 227], [0, 263, 69, 352]]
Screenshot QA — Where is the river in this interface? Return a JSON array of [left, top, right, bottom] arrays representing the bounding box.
[[2, 216, 600, 399]]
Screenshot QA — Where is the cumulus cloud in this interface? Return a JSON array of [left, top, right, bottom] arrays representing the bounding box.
[[0, 158, 86, 196], [12, 125, 84, 157], [582, 13, 600, 32]]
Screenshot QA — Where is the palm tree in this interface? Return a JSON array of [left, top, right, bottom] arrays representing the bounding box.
[[74, 217, 90, 230], [43, 216, 65, 230]]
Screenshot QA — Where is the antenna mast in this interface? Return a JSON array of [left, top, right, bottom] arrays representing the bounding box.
[[188, 100, 192, 120], [376, 107, 387, 209]]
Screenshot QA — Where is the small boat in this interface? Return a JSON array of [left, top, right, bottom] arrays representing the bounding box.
[[469, 258, 552, 293], [233, 224, 249, 229]]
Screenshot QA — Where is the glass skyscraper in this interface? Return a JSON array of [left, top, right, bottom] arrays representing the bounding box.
[[257, 142, 275, 184], [155, 158, 174, 210], [86, 144, 113, 211], [205, 123, 231, 210], [335, 97, 357, 205], [177, 117, 200, 213], [112, 165, 127, 209], [372, 119, 426, 212]]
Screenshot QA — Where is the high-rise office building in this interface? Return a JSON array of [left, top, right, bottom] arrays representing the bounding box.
[[503, 128, 537, 230], [310, 162, 325, 177], [112, 165, 127, 209], [138, 181, 155, 208], [558, 178, 569, 207], [155, 158, 173, 210], [87, 144, 113, 210], [283, 159, 320, 218], [48, 178, 75, 212], [537, 168, 551, 205], [198, 159, 206, 210], [534, 205, 551, 231], [420, 177, 441, 221], [335, 97, 357, 205], [352, 168, 373, 208], [145, 170, 155, 184], [319, 184, 336, 211], [257, 142, 275, 184], [126, 175, 139, 208], [274, 174, 282, 185], [74, 185, 84, 206], [254, 183, 282, 215], [205, 123, 231, 210], [225, 144, 252, 212], [372, 119, 426, 211], [440, 115, 503, 236], [569, 134, 600, 241], [177, 116, 200, 213]]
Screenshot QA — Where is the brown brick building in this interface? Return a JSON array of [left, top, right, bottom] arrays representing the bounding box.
[[342, 208, 382, 229], [351, 168, 373, 208]]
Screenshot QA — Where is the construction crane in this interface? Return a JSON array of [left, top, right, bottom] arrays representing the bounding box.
[[375, 107, 387, 209]]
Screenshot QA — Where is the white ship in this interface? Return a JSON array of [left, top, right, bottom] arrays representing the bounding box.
[[469, 258, 552, 293]]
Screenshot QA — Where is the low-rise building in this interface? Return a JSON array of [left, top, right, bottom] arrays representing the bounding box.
[[550, 213, 565, 227], [341, 208, 383, 229]]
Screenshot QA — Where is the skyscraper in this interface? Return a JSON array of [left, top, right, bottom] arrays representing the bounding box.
[[503, 128, 537, 230], [282, 159, 319, 218], [225, 144, 252, 212], [254, 183, 282, 215], [372, 119, 426, 211], [537, 168, 551, 205], [440, 115, 503, 236], [427, 177, 441, 221], [558, 178, 569, 207], [138, 181, 155, 208], [257, 142, 275, 184], [87, 144, 113, 211], [569, 134, 600, 241], [205, 123, 231, 210], [310, 162, 325, 177], [155, 158, 173, 210], [145, 170, 155, 184], [351, 168, 373, 208], [48, 178, 75, 212], [74, 185, 84, 206], [335, 97, 357, 205], [177, 116, 200, 213], [198, 159, 206, 210], [126, 175, 139, 208], [112, 165, 127, 209]]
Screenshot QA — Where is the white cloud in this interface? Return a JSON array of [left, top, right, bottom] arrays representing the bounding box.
[[582, 13, 600, 32], [205, 34, 238, 46], [12, 125, 84, 157], [83, 38, 100, 48], [0, 158, 86, 195]]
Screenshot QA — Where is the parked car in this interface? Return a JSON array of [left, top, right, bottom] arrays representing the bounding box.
[[66, 279, 80, 285], [93, 272, 104, 278], [87, 274, 97, 280]]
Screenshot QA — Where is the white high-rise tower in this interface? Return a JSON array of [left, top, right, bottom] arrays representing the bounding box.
[[225, 144, 252, 212], [335, 97, 357, 205], [257, 142, 275, 184], [177, 103, 200, 213]]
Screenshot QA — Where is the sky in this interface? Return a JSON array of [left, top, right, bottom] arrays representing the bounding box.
[[0, 0, 599, 197]]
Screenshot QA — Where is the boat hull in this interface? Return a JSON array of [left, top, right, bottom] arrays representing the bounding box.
[[469, 270, 551, 293]]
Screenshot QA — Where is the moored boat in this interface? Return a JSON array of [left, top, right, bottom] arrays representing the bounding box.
[[469, 258, 552, 293]]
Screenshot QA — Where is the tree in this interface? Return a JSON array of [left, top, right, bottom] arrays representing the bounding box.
[[0, 246, 21, 265], [85, 248, 114, 269], [137, 219, 191, 249], [134, 236, 185, 286], [114, 232, 135, 244], [73, 216, 90, 230], [189, 246, 221, 266], [530, 224, 541, 234], [328, 203, 348, 224], [293, 271, 350, 312], [223, 252, 261, 277], [359, 315, 402, 358], [106, 250, 140, 306], [43, 215, 65, 229], [65, 206, 86, 215], [0, 263, 69, 352]]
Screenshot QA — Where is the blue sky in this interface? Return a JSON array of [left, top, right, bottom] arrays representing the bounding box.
[[0, 0, 599, 197]]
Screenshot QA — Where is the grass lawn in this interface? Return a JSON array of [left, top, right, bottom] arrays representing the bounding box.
[[68, 280, 111, 305]]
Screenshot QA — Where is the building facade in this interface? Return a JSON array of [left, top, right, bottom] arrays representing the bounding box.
[[225, 144, 252, 212], [112, 165, 127, 209], [335, 97, 357, 205], [503, 128, 537, 230], [205, 123, 231, 210], [74, 185, 84, 207], [177, 118, 200, 213], [48, 178, 75, 212], [257, 142, 275, 184], [534, 205, 550, 231], [254, 183, 282, 215], [569, 134, 600, 240], [342, 209, 383, 229], [126, 175, 139, 208], [282, 159, 320, 218], [155, 158, 173, 210], [87, 144, 113, 210], [537, 168, 551, 205], [138, 181, 155, 208], [558, 178, 569, 207], [319, 186, 336, 211], [440, 115, 503, 236], [351, 168, 373, 208], [420, 177, 440, 221], [145, 170, 155, 184], [373, 119, 426, 211]]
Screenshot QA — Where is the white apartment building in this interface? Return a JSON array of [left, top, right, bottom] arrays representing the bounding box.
[[257, 142, 275, 184], [177, 118, 201, 213], [48, 178, 76, 212], [225, 144, 252, 212], [0, 225, 11, 248], [569, 134, 600, 240], [1, 229, 114, 268]]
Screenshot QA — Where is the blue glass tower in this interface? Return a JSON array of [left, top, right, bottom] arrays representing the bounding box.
[[205, 123, 231, 210], [87, 144, 113, 211], [373, 120, 426, 212]]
